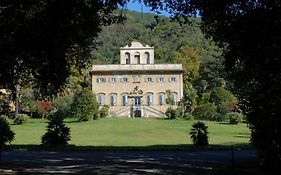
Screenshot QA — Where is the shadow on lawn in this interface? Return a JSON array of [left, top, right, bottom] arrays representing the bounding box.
[[1, 144, 262, 175], [5, 143, 254, 152]]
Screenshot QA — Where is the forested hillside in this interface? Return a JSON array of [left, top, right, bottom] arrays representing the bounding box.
[[90, 10, 222, 65]]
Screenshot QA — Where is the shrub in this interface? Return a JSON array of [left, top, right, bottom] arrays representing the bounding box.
[[0, 115, 15, 160], [193, 103, 217, 120], [190, 121, 209, 146], [183, 112, 194, 120], [41, 110, 71, 146], [19, 88, 37, 116], [36, 100, 53, 119], [209, 87, 238, 114], [210, 113, 226, 122], [225, 112, 244, 124], [98, 105, 109, 118], [13, 114, 30, 125], [70, 88, 99, 121], [165, 107, 179, 119], [53, 94, 74, 118]]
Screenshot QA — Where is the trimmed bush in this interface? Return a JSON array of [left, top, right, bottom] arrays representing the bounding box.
[[210, 113, 225, 122], [42, 110, 71, 146], [13, 114, 30, 125], [226, 112, 244, 124], [98, 105, 109, 118], [190, 121, 209, 146], [193, 103, 217, 120], [165, 107, 180, 119], [70, 88, 99, 121]]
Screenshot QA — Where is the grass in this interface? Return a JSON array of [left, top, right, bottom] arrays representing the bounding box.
[[9, 118, 251, 150]]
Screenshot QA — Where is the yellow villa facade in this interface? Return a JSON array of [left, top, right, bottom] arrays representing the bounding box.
[[90, 41, 184, 118]]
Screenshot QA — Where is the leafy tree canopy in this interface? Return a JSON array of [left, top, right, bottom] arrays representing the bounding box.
[[173, 46, 201, 82], [0, 0, 127, 96], [143, 0, 281, 169], [90, 10, 222, 64]]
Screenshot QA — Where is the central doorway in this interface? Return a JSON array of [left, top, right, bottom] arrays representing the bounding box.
[[134, 109, 141, 117]]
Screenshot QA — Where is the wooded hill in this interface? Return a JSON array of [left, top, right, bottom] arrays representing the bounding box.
[[90, 10, 222, 65]]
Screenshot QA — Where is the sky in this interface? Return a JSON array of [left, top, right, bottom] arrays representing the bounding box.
[[125, 1, 171, 17]]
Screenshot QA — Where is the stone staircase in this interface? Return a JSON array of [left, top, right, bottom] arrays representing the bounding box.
[[112, 105, 166, 118], [143, 105, 166, 118]]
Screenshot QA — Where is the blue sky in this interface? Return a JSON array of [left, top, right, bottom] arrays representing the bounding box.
[[125, 1, 171, 17]]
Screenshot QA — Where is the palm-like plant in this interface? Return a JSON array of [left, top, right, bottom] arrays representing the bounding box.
[[0, 116, 15, 160], [41, 110, 71, 146], [190, 121, 209, 146]]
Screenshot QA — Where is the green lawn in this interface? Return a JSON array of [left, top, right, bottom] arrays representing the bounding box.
[[10, 118, 251, 148]]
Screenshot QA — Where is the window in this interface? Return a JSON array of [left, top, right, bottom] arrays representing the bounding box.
[[145, 52, 150, 64], [147, 94, 153, 106], [135, 52, 140, 64], [158, 77, 164, 82], [133, 75, 141, 83], [122, 77, 129, 83], [122, 95, 128, 106], [125, 52, 130, 64], [135, 96, 141, 105], [110, 94, 117, 106], [109, 77, 117, 83], [159, 94, 165, 105], [172, 93, 177, 104], [145, 77, 153, 82], [98, 94, 105, 105], [169, 77, 177, 82], [97, 77, 106, 83]]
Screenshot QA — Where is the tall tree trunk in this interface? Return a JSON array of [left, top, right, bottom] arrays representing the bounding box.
[[14, 84, 20, 118], [0, 143, 2, 161]]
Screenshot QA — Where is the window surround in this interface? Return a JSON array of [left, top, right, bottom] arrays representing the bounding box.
[[109, 77, 117, 83], [145, 77, 153, 82], [110, 93, 117, 106], [98, 93, 105, 105], [145, 52, 150, 64], [121, 77, 129, 83], [158, 77, 165, 83], [146, 92, 153, 106], [97, 77, 106, 83], [121, 93, 129, 106], [158, 92, 166, 106], [169, 77, 177, 82], [125, 52, 130, 64], [135, 52, 140, 64]]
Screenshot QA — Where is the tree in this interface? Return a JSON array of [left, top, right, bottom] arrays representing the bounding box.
[[41, 110, 70, 146], [190, 121, 208, 146], [179, 82, 198, 115], [91, 10, 222, 65], [144, 0, 281, 169], [19, 88, 37, 117], [0, 0, 127, 96], [165, 90, 175, 106], [36, 100, 53, 119], [209, 87, 238, 115], [71, 88, 99, 121], [173, 46, 201, 82], [0, 115, 15, 160], [53, 93, 74, 118]]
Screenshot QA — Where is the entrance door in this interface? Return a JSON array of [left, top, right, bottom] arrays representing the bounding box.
[[134, 110, 141, 117], [134, 96, 141, 106]]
